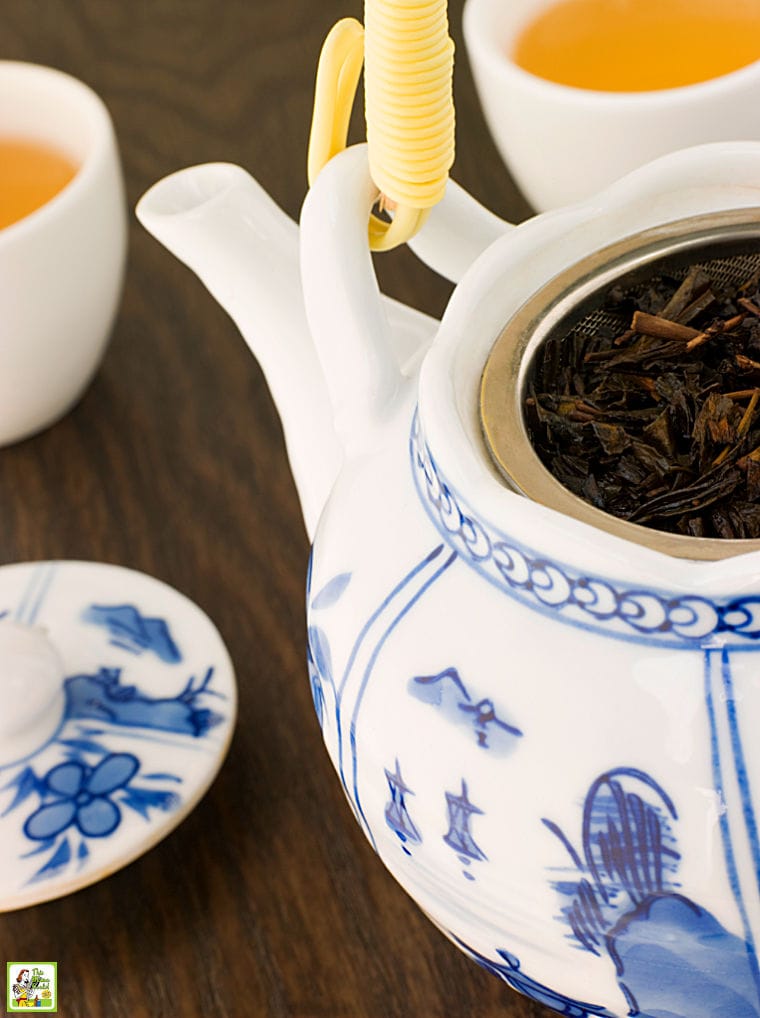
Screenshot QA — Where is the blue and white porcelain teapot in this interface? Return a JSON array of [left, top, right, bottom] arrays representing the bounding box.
[[138, 142, 760, 1017]]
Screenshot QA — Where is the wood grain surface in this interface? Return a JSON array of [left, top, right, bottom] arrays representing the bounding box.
[[0, 2, 544, 1016]]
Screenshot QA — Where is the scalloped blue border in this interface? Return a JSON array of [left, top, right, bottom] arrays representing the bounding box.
[[411, 411, 760, 650]]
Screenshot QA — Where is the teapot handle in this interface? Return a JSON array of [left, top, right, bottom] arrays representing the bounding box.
[[409, 179, 512, 283], [300, 145, 511, 450], [300, 145, 406, 452]]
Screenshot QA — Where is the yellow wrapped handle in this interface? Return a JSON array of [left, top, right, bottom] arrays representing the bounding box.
[[308, 1, 455, 252]]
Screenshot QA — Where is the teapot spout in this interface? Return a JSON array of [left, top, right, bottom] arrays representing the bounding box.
[[136, 163, 342, 538]]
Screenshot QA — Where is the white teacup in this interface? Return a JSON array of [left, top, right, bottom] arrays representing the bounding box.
[[463, 0, 760, 211], [0, 61, 126, 445]]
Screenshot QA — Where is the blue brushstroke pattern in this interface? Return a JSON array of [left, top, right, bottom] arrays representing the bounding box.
[[119, 785, 180, 820], [307, 625, 332, 728], [331, 544, 445, 811], [335, 545, 444, 703], [545, 769, 680, 947], [57, 737, 110, 757], [24, 754, 139, 840], [545, 768, 760, 1015], [64, 666, 222, 737], [410, 667, 522, 752], [609, 895, 760, 1017], [83, 604, 181, 662], [384, 760, 422, 848], [411, 409, 760, 648], [444, 780, 486, 863], [455, 938, 612, 1016], [32, 837, 71, 881], [348, 550, 457, 849], [77, 841, 90, 870], [311, 573, 351, 610], [20, 838, 56, 859], [582, 770, 680, 911], [721, 650, 760, 940], [704, 649, 760, 995], [308, 626, 332, 687], [412, 667, 470, 706], [3, 649, 223, 887], [1, 767, 47, 817]]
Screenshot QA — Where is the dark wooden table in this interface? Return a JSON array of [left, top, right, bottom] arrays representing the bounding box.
[[0, 2, 540, 1015]]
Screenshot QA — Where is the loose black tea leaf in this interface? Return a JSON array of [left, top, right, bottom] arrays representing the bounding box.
[[525, 264, 760, 539]]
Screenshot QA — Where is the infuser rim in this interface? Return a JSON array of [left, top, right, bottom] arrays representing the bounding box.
[[479, 206, 760, 562]]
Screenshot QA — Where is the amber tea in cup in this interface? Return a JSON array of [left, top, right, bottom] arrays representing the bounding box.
[[0, 60, 126, 446], [512, 0, 760, 92], [0, 138, 78, 230], [465, 0, 760, 209]]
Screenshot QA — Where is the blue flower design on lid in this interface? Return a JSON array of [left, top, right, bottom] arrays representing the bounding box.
[[24, 754, 139, 841]]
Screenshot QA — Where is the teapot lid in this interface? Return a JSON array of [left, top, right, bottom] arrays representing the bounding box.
[[0, 560, 236, 911]]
